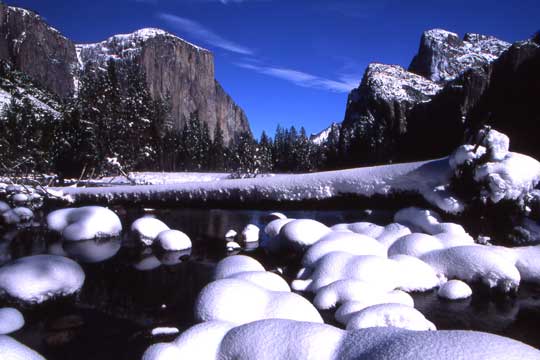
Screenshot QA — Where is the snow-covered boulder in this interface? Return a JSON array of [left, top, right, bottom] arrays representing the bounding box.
[[390, 254, 441, 292], [262, 218, 294, 252], [376, 223, 412, 248], [48, 206, 122, 242], [226, 271, 290, 292], [331, 222, 384, 238], [130, 217, 169, 246], [433, 231, 474, 248], [345, 303, 436, 331], [224, 229, 237, 239], [0, 201, 10, 213], [421, 245, 521, 292], [266, 212, 287, 221], [213, 255, 265, 280], [156, 230, 192, 251], [335, 291, 414, 324], [0, 255, 85, 304], [449, 144, 486, 170], [292, 252, 400, 292], [151, 327, 180, 337], [226, 241, 241, 252], [0, 308, 24, 334], [480, 128, 510, 162], [1, 207, 34, 225], [302, 232, 386, 267], [240, 224, 259, 243], [63, 237, 121, 263], [388, 233, 444, 258], [312, 279, 388, 310], [0, 335, 46, 359], [10, 193, 28, 207], [394, 207, 441, 234], [513, 245, 540, 283], [438, 279, 472, 300], [194, 278, 322, 325], [279, 219, 331, 251]]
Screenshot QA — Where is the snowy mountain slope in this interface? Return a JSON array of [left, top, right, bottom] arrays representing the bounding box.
[[310, 123, 341, 145], [409, 29, 510, 83]]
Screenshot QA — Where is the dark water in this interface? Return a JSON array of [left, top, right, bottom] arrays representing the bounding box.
[[1, 208, 540, 359]]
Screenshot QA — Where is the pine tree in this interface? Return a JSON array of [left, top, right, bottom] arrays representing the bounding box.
[[210, 124, 226, 171]]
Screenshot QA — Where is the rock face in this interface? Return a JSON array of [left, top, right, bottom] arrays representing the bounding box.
[[78, 28, 250, 143], [0, 5, 250, 143], [0, 4, 77, 98], [409, 29, 510, 83], [340, 29, 521, 164], [310, 122, 341, 145]]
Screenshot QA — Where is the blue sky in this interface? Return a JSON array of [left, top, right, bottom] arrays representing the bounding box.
[[9, 0, 540, 138]]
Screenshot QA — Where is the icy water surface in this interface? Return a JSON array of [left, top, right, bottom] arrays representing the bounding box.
[[1, 207, 540, 359]]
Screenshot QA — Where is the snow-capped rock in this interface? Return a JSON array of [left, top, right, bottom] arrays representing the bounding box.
[[130, 217, 170, 246], [224, 229, 237, 239], [394, 207, 442, 234], [240, 224, 259, 243], [63, 237, 121, 263], [279, 219, 332, 251], [151, 327, 180, 337], [156, 230, 192, 251], [345, 303, 436, 331], [331, 222, 385, 238], [47, 206, 122, 242], [194, 278, 322, 325], [312, 279, 390, 310], [226, 241, 241, 252], [0, 255, 85, 304], [438, 279, 472, 300], [335, 291, 414, 324], [409, 29, 510, 83], [213, 255, 265, 280], [226, 271, 290, 292], [0, 308, 24, 334], [388, 233, 444, 258], [376, 223, 412, 248], [0, 335, 46, 360], [1, 207, 34, 225], [390, 254, 441, 292]]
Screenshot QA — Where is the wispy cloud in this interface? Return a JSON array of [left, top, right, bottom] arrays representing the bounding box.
[[157, 13, 253, 55], [236, 63, 359, 93]]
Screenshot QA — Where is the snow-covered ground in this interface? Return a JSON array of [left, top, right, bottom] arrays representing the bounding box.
[[56, 158, 460, 212]]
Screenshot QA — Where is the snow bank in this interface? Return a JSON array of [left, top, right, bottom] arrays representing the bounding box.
[[0, 335, 46, 359], [156, 230, 192, 251], [0, 308, 24, 334], [301, 232, 386, 267], [438, 279, 472, 300], [345, 303, 436, 331], [292, 252, 400, 292], [55, 157, 461, 214], [47, 206, 122, 242], [279, 219, 331, 251], [421, 246, 521, 292], [334, 291, 414, 324], [194, 278, 322, 325], [0, 255, 85, 304], [130, 217, 169, 246]]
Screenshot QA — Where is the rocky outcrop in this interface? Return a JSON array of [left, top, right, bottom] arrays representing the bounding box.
[[78, 28, 250, 143], [341, 63, 441, 163], [401, 39, 540, 161], [408, 29, 510, 83], [0, 4, 77, 98]]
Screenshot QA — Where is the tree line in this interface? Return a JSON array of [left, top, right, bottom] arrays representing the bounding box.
[[0, 59, 377, 179]]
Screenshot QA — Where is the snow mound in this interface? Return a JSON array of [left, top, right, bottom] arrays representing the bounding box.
[[194, 278, 322, 325], [151, 327, 180, 336], [240, 224, 259, 243], [331, 222, 384, 238], [226, 241, 241, 252], [345, 303, 436, 331], [141, 343, 182, 360], [279, 219, 331, 251], [156, 230, 192, 251], [63, 237, 121, 263], [394, 207, 442, 234], [224, 229, 237, 239], [262, 218, 294, 252], [47, 206, 122, 242], [0, 335, 46, 359], [292, 252, 400, 292], [0, 308, 24, 334], [0, 255, 85, 304], [312, 280, 389, 310], [302, 232, 386, 267], [480, 128, 510, 162], [390, 254, 441, 292], [227, 271, 290, 292], [513, 245, 540, 283], [213, 255, 265, 280], [376, 223, 412, 248], [335, 291, 414, 324], [449, 144, 486, 170], [266, 212, 287, 221], [474, 152, 540, 203], [433, 231, 474, 247], [388, 233, 444, 258], [438, 279, 472, 300], [421, 245, 521, 292], [130, 217, 170, 246], [0, 201, 10, 213]]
